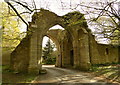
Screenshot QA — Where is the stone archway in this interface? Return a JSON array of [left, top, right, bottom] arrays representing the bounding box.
[[10, 9, 91, 73], [44, 29, 63, 67], [42, 27, 75, 68]]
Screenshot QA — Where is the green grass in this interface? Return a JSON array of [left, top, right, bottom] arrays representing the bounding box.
[[2, 65, 37, 83], [91, 64, 120, 83], [2, 65, 14, 74], [2, 73, 37, 83]]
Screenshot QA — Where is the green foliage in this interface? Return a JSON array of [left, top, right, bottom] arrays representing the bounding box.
[[0, 2, 22, 51], [2, 65, 12, 73], [111, 29, 120, 46], [42, 39, 56, 65], [91, 64, 120, 83], [91, 63, 120, 71], [2, 65, 37, 83]]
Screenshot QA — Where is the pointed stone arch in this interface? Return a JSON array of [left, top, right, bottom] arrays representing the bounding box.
[[10, 9, 91, 73]]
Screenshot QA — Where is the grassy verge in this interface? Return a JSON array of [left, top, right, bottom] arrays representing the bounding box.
[[2, 65, 37, 83], [91, 64, 120, 83]]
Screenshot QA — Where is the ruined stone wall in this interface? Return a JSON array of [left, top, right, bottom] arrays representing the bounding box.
[[59, 30, 72, 67], [118, 46, 120, 63], [2, 48, 11, 65], [10, 35, 31, 72], [78, 29, 90, 70], [9, 9, 119, 73], [90, 34, 119, 65], [97, 44, 118, 64]]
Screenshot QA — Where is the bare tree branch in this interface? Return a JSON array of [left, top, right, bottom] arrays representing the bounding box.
[[10, 0, 33, 13], [5, 1, 29, 28]]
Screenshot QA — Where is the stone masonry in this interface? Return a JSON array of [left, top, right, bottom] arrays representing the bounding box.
[[9, 9, 119, 73]]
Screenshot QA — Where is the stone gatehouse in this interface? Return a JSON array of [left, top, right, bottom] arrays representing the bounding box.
[[9, 9, 119, 73]]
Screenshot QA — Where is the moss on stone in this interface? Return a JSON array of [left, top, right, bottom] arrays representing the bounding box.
[[62, 11, 87, 27]]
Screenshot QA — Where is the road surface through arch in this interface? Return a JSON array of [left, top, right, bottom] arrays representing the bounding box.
[[31, 65, 117, 84]]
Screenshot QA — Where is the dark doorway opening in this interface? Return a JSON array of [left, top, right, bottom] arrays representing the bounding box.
[[70, 50, 74, 66], [106, 48, 109, 55]]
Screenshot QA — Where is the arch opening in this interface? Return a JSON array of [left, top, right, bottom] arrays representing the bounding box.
[[9, 10, 92, 73], [42, 36, 57, 66], [41, 25, 74, 68]]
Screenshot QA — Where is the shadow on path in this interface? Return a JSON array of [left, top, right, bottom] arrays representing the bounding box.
[[32, 65, 119, 84]]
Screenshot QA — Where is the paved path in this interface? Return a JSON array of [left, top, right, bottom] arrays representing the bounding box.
[[32, 65, 115, 84]]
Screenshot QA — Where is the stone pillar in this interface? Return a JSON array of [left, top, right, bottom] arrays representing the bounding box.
[[55, 54, 59, 67], [89, 33, 100, 64], [55, 46, 62, 67], [64, 42, 71, 67], [79, 32, 91, 71], [61, 41, 64, 67], [62, 39, 71, 67], [37, 31, 43, 72], [57, 54, 62, 67], [28, 30, 41, 74], [73, 40, 80, 68], [59, 41, 66, 67], [59, 45, 62, 67]]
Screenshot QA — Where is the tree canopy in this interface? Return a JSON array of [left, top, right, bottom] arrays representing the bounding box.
[[0, 2, 25, 51]]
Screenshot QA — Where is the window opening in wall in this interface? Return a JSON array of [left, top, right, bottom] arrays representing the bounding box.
[[106, 48, 109, 55]]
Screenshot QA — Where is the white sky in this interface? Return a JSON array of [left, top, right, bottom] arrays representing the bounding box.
[[2, 0, 119, 45], [0, 0, 4, 2], [42, 36, 49, 47], [43, 25, 64, 47], [19, 0, 97, 32]]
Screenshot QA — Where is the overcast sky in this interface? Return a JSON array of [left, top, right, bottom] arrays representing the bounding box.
[[1, 0, 119, 45]]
